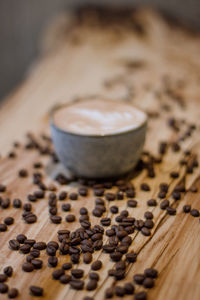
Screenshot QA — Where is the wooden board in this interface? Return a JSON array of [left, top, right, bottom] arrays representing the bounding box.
[[0, 7, 200, 300]]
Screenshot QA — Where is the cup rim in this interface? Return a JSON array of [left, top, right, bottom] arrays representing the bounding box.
[[50, 98, 148, 139]]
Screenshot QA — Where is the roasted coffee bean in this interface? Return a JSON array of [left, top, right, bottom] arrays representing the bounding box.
[[160, 199, 169, 210], [33, 162, 43, 169], [60, 274, 71, 284], [101, 218, 111, 226], [144, 268, 158, 278], [52, 269, 64, 280], [127, 199, 137, 207], [4, 266, 13, 277], [166, 206, 176, 215], [133, 274, 145, 285], [23, 203, 32, 212], [49, 207, 57, 215], [78, 187, 88, 196], [8, 288, 18, 298], [92, 208, 103, 217], [86, 280, 97, 291], [79, 207, 88, 215], [13, 198, 22, 208], [33, 242, 46, 250], [20, 244, 31, 254], [147, 199, 157, 206], [30, 286, 43, 296], [34, 190, 44, 199], [9, 239, 20, 250], [171, 142, 180, 152], [22, 262, 34, 272], [117, 191, 124, 200], [24, 214, 37, 224], [0, 282, 8, 293], [70, 253, 80, 264], [94, 188, 104, 197], [110, 252, 122, 262], [71, 269, 84, 279], [95, 198, 105, 205], [3, 217, 14, 226], [141, 227, 151, 236], [114, 270, 125, 280], [170, 171, 179, 178], [105, 287, 114, 298], [46, 246, 56, 256], [0, 224, 7, 231], [134, 219, 144, 230], [0, 184, 6, 193], [58, 191, 67, 200], [50, 216, 62, 224], [120, 210, 129, 217], [24, 239, 35, 246], [32, 259, 43, 269], [143, 277, 155, 288], [47, 241, 59, 250], [89, 272, 99, 281], [0, 274, 7, 282], [62, 262, 72, 270], [70, 279, 84, 290], [144, 219, 154, 229], [126, 252, 137, 263], [141, 183, 150, 191], [134, 291, 147, 300], [18, 169, 28, 178], [183, 205, 191, 213], [93, 240, 103, 250], [159, 141, 167, 155], [105, 193, 116, 201], [144, 211, 153, 219], [26, 255, 33, 263], [83, 252, 92, 264], [172, 191, 181, 201], [16, 234, 27, 244], [91, 260, 102, 271], [48, 256, 58, 268], [110, 206, 119, 214], [115, 286, 125, 297], [126, 189, 135, 198], [69, 193, 78, 200], [116, 261, 126, 270], [66, 214, 75, 222], [124, 282, 135, 294], [27, 194, 37, 202], [190, 209, 199, 217], [1, 198, 10, 209], [158, 191, 166, 199]]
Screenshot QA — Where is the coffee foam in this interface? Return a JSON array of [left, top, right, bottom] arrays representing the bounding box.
[[53, 99, 146, 136]]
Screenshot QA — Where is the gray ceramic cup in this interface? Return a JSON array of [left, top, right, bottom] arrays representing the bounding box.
[[50, 102, 147, 179]]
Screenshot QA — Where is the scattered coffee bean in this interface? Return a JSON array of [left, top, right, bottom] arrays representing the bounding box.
[[0, 282, 8, 293], [89, 272, 99, 281], [13, 198, 22, 208], [18, 169, 28, 178], [16, 234, 27, 244], [144, 268, 158, 278], [101, 218, 111, 226], [170, 171, 179, 178], [8, 288, 18, 298], [60, 274, 71, 284], [24, 239, 36, 246], [30, 286, 43, 297], [126, 252, 137, 263], [144, 219, 154, 229], [127, 199, 137, 208], [105, 287, 114, 298], [71, 269, 84, 278], [166, 206, 176, 215], [52, 269, 64, 280], [48, 256, 58, 268], [78, 187, 88, 196], [144, 211, 153, 219], [83, 252, 92, 264], [134, 274, 145, 285], [105, 193, 116, 201], [160, 199, 169, 210], [190, 209, 199, 217], [91, 260, 102, 271], [1, 198, 10, 209], [69, 193, 78, 200], [115, 286, 125, 297], [0, 184, 6, 193], [24, 214, 37, 224], [86, 280, 97, 291], [143, 277, 155, 288], [50, 216, 62, 224], [58, 191, 67, 200], [62, 262, 72, 270], [70, 279, 84, 290], [124, 282, 135, 294], [33, 242, 46, 250], [0, 274, 7, 282], [66, 214, 75, 222], [32, 259, 43, 269], [22, 262, 34, 272], [3, 266, 13, 277], [0, 224, 7, 232], [110, 206, 119, 214], [141, 183, 150, 191], [141, 227, 151, 236], [183, 205, 191, 213], [9, 239, 20, 250]]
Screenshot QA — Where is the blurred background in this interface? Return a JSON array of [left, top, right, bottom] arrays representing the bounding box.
[[0, 0, 200, 101]]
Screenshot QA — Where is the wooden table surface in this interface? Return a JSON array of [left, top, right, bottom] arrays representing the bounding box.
[[0, 7, 200, 300]]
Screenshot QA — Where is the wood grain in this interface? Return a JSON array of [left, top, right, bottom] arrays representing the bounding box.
[[0, 7, 200, 300]]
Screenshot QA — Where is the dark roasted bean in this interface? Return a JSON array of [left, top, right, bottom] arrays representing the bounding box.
[[147, 199, 157, 206], [160, 199, 169, 210], [1, 198, 10, 209], [110, 252, 122, 262], [141, 183, 150, 191], [48, 256, 58, 268], [141, 227, 151, 236], [83, 252, 92, 264], [101, 218, 111, 226], [105, 287, 114, 298], [78, 187, 88, 196], [144, 219, 154, 229], [183, 204, 191, 213], [144, 211, 153, 219], [62, 262, 72, 270], [50, 215, 62, 224], [58, 191, 67, 200], [110, 206, 118, 214], [8, 288, 18, 298], [89, 272, 99, 281], [133, 274, 145, 285], [24, 239, 36, 246], [166, 206, 176, 215], [115, 286, 125, 297], [0, 224, 7, 232], [144, 268, 158, 278], [91, 260, 102, 271], [60, 274, 71, 284], [170, 171, 179, 178], [22, 262, 34, 272], [0, 283, 8, 293], [126, 252, 137, 263], [24, 214, 37, 224], [32, 259, 43, 269], [0, 274, 7, 282], [127, 199, 137, 207], [86, 280, 97, 291], [190, 209, 199, 217], [33, 242, 46, 250], [69, 193, 78, 200], [66, 214, 75, 222], [124, 282, 135, 294], [18, 169, 28, 178], [143, 277, 155, 288], [29, 286, 43, 297], [9, 239, 20, 250], [105, 193, 116, 201], [71, 269, 84, 278], [4, 266, 13, 277], [13, 198, 22, 208], [70, 279, 84, 290], [52, 269, 64, 280]]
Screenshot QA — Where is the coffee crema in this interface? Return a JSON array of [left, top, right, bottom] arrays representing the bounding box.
[[53, 99, 146, 136]]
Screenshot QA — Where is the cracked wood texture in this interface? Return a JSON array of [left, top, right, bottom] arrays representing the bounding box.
[[0, 7, 200, 300]]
